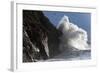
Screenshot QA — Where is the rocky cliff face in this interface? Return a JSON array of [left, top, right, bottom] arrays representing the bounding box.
[[23, 10, 62, 62]]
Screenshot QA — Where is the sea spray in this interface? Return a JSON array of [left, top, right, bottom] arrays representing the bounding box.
[[57, 15, 90, 52]]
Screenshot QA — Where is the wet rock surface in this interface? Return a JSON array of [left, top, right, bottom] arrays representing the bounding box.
[[23, 10, 62, 62]]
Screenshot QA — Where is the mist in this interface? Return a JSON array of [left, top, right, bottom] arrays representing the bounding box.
[[57, 15, 90, 52]]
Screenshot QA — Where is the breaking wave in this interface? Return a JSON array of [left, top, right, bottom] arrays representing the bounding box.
[[57, 15, 90, 51]]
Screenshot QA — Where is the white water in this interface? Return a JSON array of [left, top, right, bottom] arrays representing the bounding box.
[[57, 15, 90, 51]]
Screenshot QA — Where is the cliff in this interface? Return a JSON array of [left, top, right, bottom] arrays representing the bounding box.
[[23, 10, 62, 62]]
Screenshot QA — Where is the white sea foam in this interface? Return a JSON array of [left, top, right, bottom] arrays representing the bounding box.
[[57, 15, 90, 51]]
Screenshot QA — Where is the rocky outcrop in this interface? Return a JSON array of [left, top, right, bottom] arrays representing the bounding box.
[[23, 10, 62, 62]]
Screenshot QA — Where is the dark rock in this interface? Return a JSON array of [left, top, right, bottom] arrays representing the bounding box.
[[23, 10, 62, 62]]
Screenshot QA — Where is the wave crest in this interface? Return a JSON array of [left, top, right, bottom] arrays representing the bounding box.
[[57, 15, 90, 51]]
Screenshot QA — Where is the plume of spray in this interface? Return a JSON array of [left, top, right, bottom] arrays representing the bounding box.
[[57, 15, 90, 52]]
